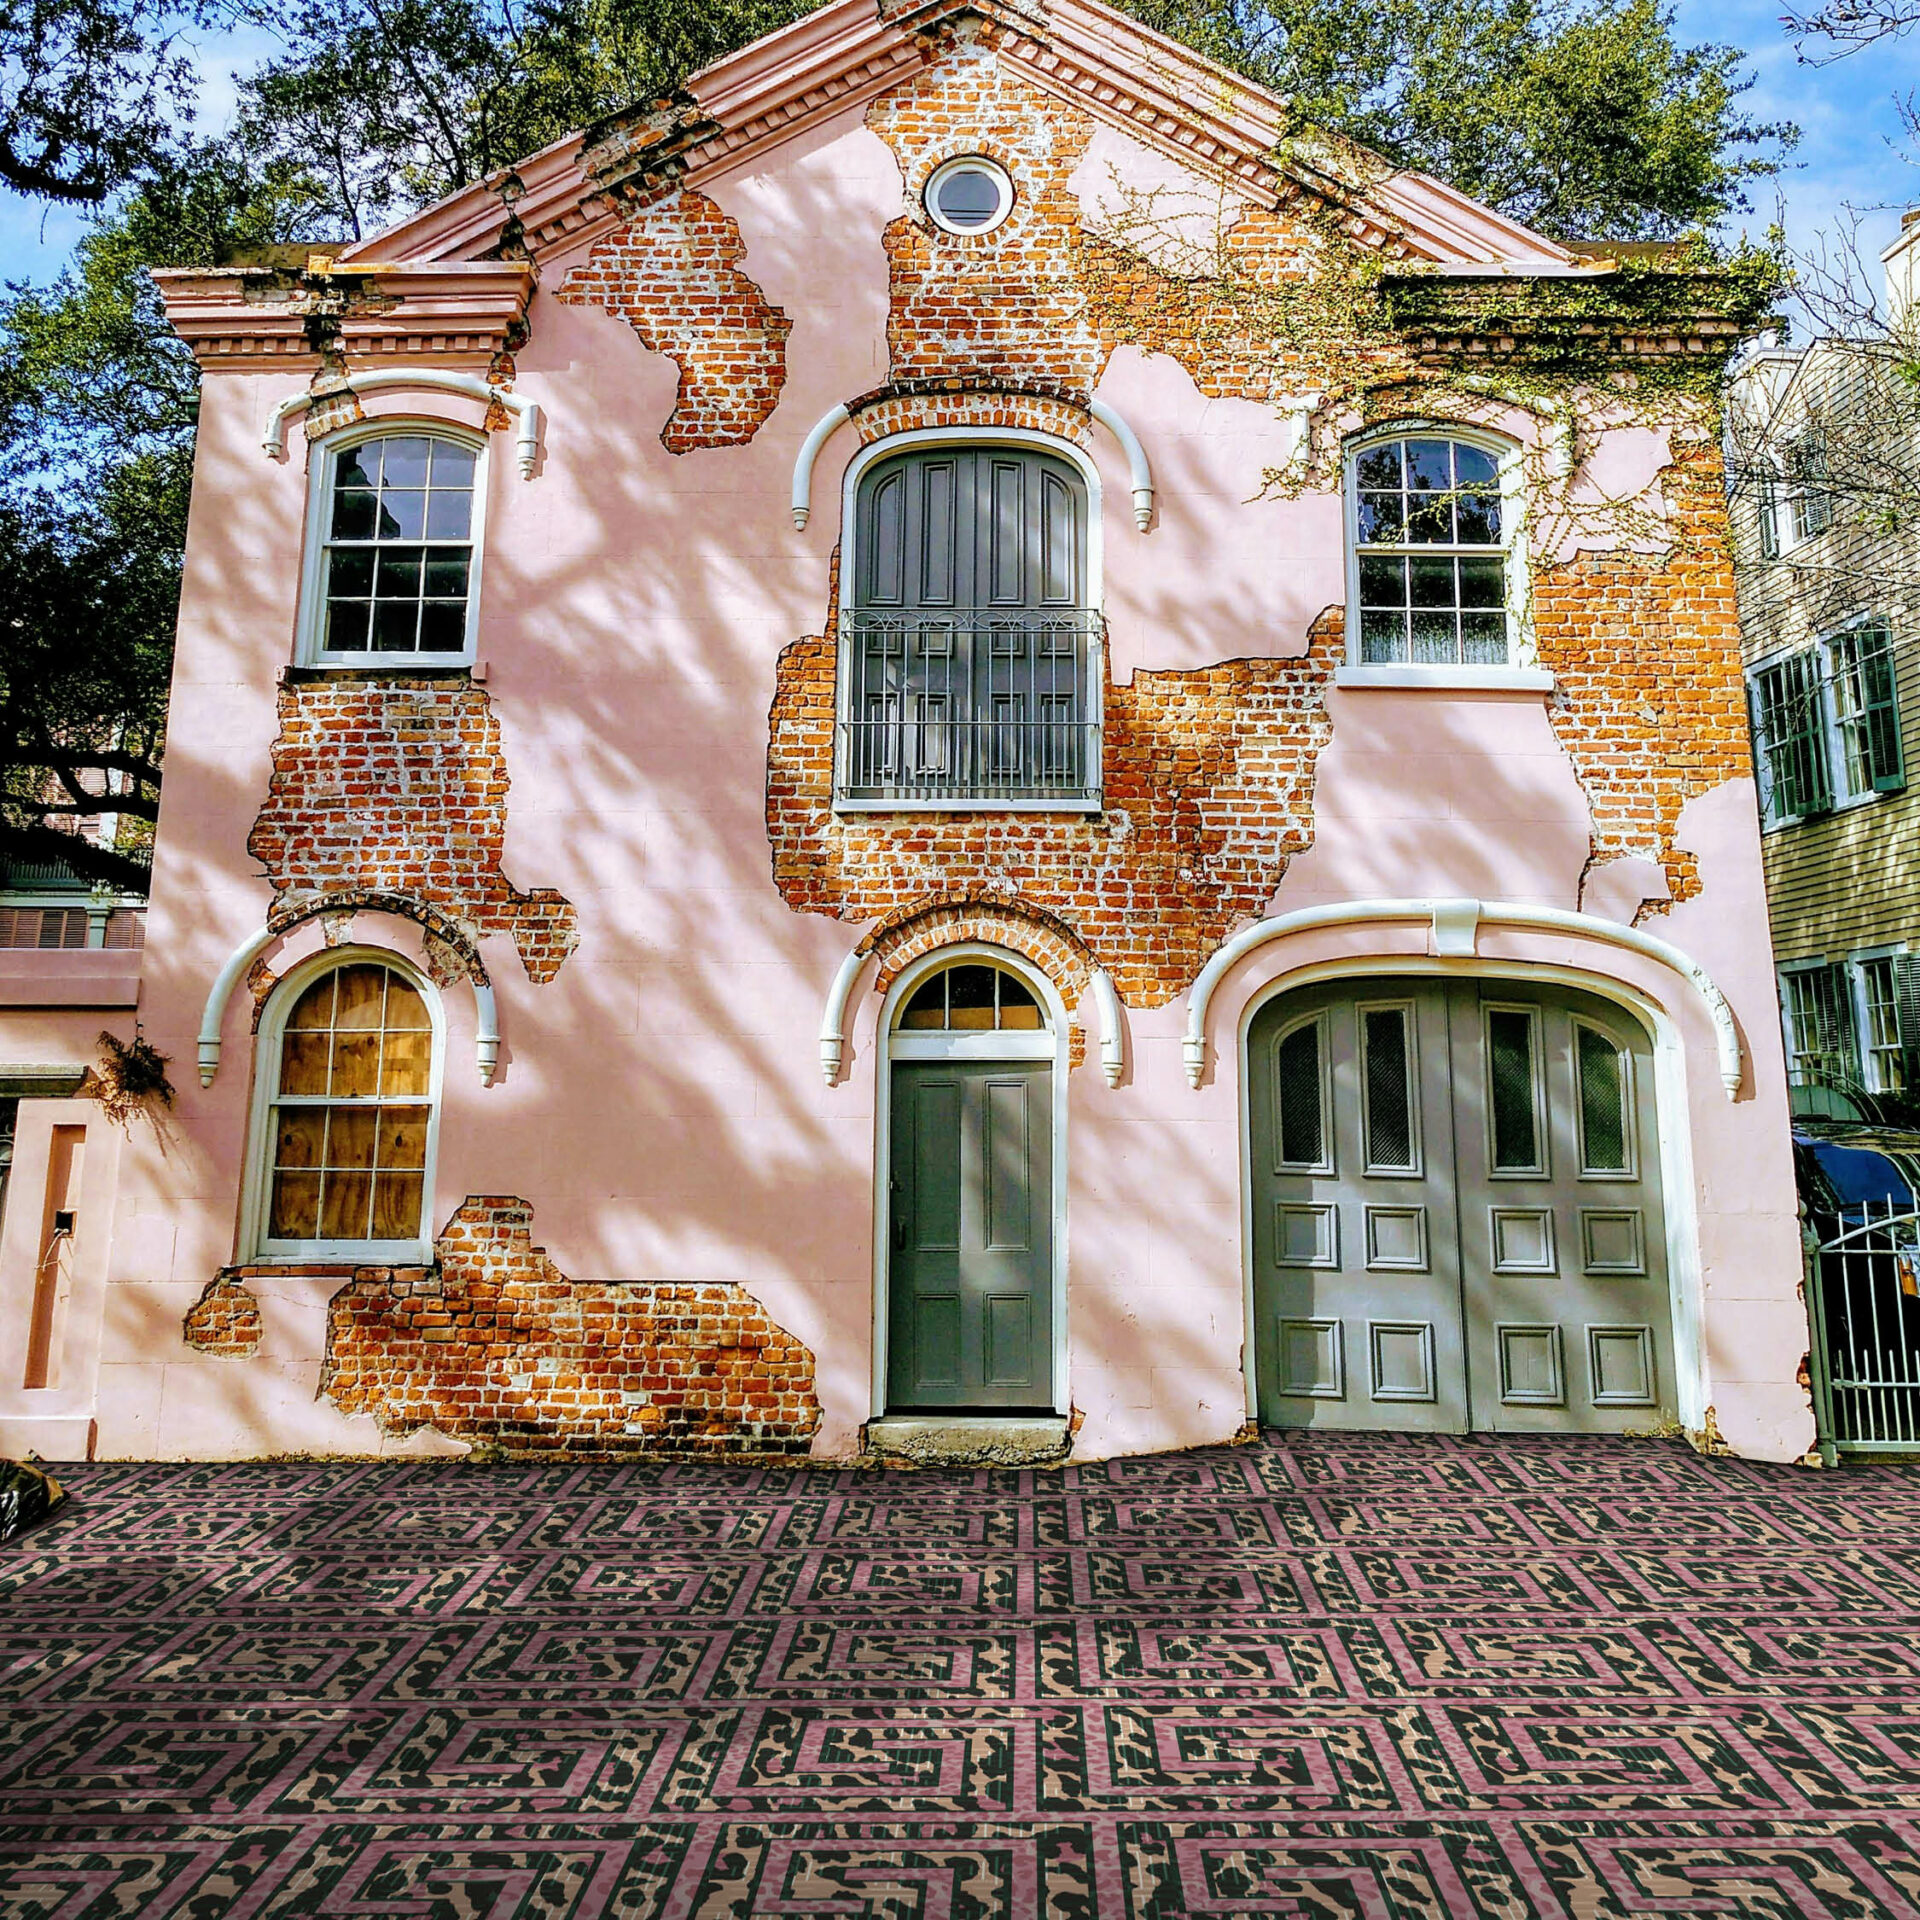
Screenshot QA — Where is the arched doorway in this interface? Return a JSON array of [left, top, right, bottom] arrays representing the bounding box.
[[1247, 974, 1675, 1433], [882, 954, 1060, 1411]]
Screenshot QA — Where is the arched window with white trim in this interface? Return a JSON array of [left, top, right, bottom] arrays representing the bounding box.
[[299, 427, 486, 666], [1347, 430, 1518, 668], [251, 955, 441, 1258]]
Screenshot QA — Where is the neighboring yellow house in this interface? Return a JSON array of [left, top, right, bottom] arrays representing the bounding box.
[[1729, 215, 1920, 1121]]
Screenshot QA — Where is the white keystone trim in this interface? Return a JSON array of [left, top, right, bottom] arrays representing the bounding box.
[[264, 369, 542, 478], [1182, 897, 1743, 1097], [818, 942, 1127, 1087], [789, 395, 1155, 533], [198, 920, 501, 1088]]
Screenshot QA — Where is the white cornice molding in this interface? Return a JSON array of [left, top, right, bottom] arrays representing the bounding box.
[[1181, 898, 1743, 1096], [262, 368, 542, 478], [198, 920, 501, 1088]]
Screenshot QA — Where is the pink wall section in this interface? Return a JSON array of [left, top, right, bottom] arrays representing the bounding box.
[[0, 100, 1813, 1464]]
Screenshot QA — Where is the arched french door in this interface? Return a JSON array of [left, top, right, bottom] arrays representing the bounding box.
[[884, 956, 1058, 1410], [1248, 974, 1675, 1433]]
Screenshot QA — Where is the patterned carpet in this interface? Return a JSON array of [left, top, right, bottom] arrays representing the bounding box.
[[3, 1435, 1920, 1918]]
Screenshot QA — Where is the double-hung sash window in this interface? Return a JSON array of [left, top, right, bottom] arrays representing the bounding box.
[[838, 443, 1100, 809], [1351, 434, 1512, 667], [1782, 963, 1860, 1088], [1749, 624, 1903, 826], [308, 432, 480, 664]]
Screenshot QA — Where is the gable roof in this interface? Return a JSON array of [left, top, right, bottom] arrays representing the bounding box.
[[335, 0, 1575, 273]]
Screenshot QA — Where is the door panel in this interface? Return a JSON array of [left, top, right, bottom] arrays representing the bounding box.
[[889, 1061, 1053, 1409], [1252, 976, 1675, 1435], [1249, 980, 1468, 1432]]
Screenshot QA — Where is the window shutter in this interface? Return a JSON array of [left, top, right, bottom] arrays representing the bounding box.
[[1896, 952, 1920, 1090], [1752, 653, 1832, 821], [1859, 624, 1906, 792], [1758, 479, 1780, 560]]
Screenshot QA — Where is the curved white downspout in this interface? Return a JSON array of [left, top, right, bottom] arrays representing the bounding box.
[[264, 369, 543, 478], [791, 402, 851, 531], [1087, 397, 1154, 531], [789, 396, 1156, 535], [818, 945, 1127, 1088], [1181, 897, 1743, 1097], [198, 921, 502, 1087]]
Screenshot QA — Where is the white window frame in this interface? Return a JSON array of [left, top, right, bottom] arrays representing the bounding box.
[[1848, 945, 1908, 1095], [1747, 616, 1903, 829], [295, 419, 489, 669], [1760, 435, 1832, 559], [923, 155, 1016, 237], [240, 945, 446, 1264], [1341, 423, 1532, 682]]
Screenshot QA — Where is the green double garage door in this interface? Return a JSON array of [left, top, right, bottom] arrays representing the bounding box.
[[1250, 976, 1676, 1434]]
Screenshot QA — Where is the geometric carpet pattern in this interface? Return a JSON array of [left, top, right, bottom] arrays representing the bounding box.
[[4, 1434, 1920, 1917]]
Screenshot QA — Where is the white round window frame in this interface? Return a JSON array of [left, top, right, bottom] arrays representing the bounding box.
[[923, 155, 1016, 237]]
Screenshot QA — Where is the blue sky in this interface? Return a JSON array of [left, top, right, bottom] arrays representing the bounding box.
[[0, 5, 1917, 289]]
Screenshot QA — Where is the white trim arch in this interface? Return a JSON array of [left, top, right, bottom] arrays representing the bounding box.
[[197, 918, 500, 1088], [264, 369, 542, 479], [817, 938, 1125, 1088], [871, 941, 1073, 1418], [789, 398, 1155, 532], [1183, 898, 1742, 1097]]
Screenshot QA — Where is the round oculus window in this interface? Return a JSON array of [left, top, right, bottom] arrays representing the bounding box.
[[925, 156, 1014, 235]]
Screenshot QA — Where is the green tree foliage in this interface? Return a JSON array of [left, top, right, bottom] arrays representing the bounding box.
[[0, 0, 1792, 886], [1119, 0, 1794, 240]]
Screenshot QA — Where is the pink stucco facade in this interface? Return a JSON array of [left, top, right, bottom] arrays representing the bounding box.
[[0, 0, 1811, 1464]]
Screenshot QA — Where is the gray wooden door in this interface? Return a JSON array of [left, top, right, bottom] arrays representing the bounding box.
[[1250, 977, 1673, 1434], [888, 1060, 1053, 1409], [850, 446, 1088, 795]]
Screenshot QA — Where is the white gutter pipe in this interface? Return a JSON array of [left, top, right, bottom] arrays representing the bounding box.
[[264, 369, 542, 478]]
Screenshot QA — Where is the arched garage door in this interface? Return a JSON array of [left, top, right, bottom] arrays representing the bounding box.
[[1248, 976, 1675, 1433]]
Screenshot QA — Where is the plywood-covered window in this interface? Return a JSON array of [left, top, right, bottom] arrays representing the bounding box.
[[257, 958, 438, 1255]]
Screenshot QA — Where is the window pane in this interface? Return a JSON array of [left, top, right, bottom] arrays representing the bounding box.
[[1405, 440, 1452, 490], [1458, 557, 1504, 608], [1356, 444, 1402, 490], [1487, 1009, 1539, 1169], [289, 974, 337, 1030], [424, 549, 469, 597], [332, 489, 377, 539], [336, 447, 375, 489], [377, 491, 426, 540], [379, 437, 432, 487], [385, 977, 430, 1028], [1358, 555, 1405, 606], [425, 490, 471, 540], [947, 964, 996, 1029], [1461, 613, 1507, 663], [328, 1107, 379, 1170], [328, 549, 375, 596], [1276, 1020, 1323, 1167], [280, 1032, 332, 1096], [1408, 556, 1455, 608], [381, 1030, 432, 1095], [325, 601, 372, 652], [379, 1107, 431, 1170], [429, 442, 476, 487], [321, 1170, 374, 1242], [270, 1171, 321, 1240], [1454, 493, 1500, 544], [375, 548, 423, 597], [1577, 1025, 1628, 1172], [1363, 1008, 1415, 1170], [1402, 494, 1452, 543], [1361, 610, 1406, 663], [1410, 611, 1457, 663], [371, 1171, 424, 1240], [331, 1033, 380, 1096], [1453, 443, 1499, 488], [373, 601, 420, 652], [418, 603, 465, 653], [274, 1108, 326, 1170], [900, 976, 947, 1029], [335, 966, 387, 1028], [997, 972, 1042, 1030], [1357, 491, 1403, 542]]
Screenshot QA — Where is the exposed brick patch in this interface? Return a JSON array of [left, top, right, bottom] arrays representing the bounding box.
[[1536, 443, 1751, 906], [769, 603, 1343, 1006], [183, 1275, 263, 1357], [249, 679, 578, 984], [555, 186, 792, 451], [320, 1198, 821, 1457], [849, 387, 1094, 447], [862, 893, 1094, 1000]]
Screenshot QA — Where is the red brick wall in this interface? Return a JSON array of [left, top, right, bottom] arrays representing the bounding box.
[[555, 185, 793, 452], [183, 1276, 264, 1357], [249, 678, 578, 983], [321, 1198, 821, 1456]]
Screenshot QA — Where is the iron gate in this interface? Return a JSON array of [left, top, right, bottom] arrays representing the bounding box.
[[1806, 1200, 1920, 1460]]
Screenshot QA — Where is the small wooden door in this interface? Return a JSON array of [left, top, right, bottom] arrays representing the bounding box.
[[888, 1060, 1053, 1409]]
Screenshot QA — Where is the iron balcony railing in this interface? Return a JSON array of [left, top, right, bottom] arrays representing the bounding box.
[[836, 609, 1104, 808], [1805, 1198, 1920, 1458]]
